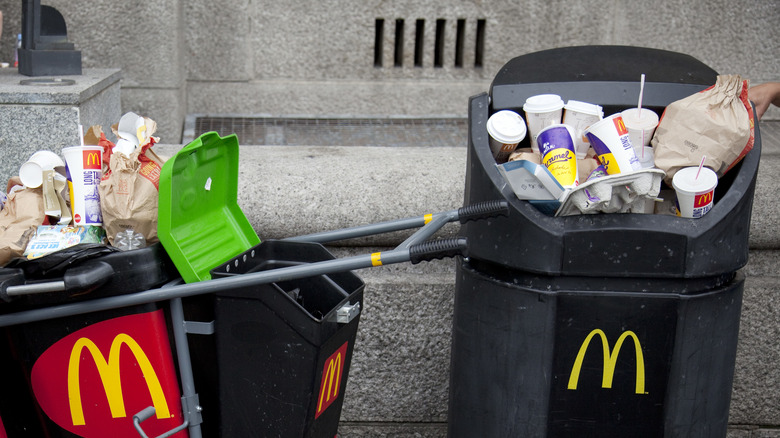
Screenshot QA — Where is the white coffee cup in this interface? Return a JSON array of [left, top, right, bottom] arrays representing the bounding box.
[[563, 100, 603, 159], [487, 110, 527, 163], [584, 114, 641, 175], [523, 94, 564, 154], [621, 108, 659, 157], [672, 166, 718, 218], [63, 146, 104, 226], [19, 151, 65, 188]]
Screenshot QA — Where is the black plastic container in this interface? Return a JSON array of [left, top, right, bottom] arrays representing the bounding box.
[[0, 244, 182, 438], [207, 240, 365, 438], [449, 46, 760, 437]]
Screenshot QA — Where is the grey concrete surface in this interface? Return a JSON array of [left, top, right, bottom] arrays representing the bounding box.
[[0, 68, 121, 184]]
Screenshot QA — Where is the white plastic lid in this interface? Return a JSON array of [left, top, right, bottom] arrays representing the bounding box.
[[19, 161, 43, 188], [487, 110, 527, 143], [621, 108, 659, 129], [672, 166, 718, 193], [523, 94, 564, 113], [564, 100, 604, 117]]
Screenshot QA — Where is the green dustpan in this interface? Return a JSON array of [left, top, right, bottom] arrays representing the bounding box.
[[158, 132, 260, 283]]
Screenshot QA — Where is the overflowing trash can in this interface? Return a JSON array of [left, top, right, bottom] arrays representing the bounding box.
[[449, 46, 761, 437], [0, 243, 184, 438]]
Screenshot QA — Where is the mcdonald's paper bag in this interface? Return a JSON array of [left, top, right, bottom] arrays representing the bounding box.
[[652, 74, 755, 185], [0, 182, 45, 266], [98, 141, 165, 246]]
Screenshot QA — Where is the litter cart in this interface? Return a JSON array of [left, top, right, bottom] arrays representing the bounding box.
[[449, 46, 760, 437], [0, 131, 507, 438]]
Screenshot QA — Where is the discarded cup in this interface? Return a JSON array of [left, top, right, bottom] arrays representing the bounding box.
[[487, 110, 527, 163], [672, 166, 717, 218], [537, 124, 579, 188], [584, 114, 641, 175], [621, 107, 659, 157], [62, 146, 103, 226], [18, 150, 65, 188], [523, 94, 564, 154], [636, 146, 655, 169], [563, 100, 603, 159]]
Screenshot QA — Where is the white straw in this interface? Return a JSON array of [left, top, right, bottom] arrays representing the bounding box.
[[695, 155, 706, 180], [637, 74, 646, 117], [78, 124, 85, 146]]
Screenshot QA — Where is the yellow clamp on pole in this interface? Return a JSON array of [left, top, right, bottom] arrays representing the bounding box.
[[424, 214, 433, 224], [371, 252, 383, 267]]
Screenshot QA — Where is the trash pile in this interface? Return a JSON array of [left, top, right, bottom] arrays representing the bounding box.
[[0, 112, 165, 266], [491, 74, 755, 217]]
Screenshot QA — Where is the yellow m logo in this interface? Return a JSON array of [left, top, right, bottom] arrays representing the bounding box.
[[67, 334, 171, 426], [567, 329, 646, 394], [317, 352, 342, 413]]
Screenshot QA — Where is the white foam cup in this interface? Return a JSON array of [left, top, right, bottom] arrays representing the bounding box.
[[487, 110, 527, 162], [523, 94, 564, 154], [562, 100, 603, 159], [584, 114, 641, 175], [18, 151, 65, 188], [62, 146, 103, 226], [672, 166, 718, 218], [537, 124, 578, 188], [621, 108, 659, 157]]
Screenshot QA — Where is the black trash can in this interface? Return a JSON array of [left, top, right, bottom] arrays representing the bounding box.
[[0, 243, 184, 438], [449, 46, 760, 437], [200, 240, 365, 438]]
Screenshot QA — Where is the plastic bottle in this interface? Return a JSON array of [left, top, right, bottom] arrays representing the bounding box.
[[14, 34, 21, 68]]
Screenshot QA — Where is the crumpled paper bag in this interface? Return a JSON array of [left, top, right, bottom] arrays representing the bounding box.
[[652, 74, 755, 184], [0, 182, 45, 266]]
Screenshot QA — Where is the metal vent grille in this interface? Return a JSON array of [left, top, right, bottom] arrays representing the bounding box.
[[184, 116, 468, 147]]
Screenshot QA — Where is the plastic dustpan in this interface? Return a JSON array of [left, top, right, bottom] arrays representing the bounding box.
[[158, 131, 260, 282]]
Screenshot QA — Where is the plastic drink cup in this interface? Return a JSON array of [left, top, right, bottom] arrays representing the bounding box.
[[672, 166, 718, 218], [584, 114, 641, 175], [523, 94, 564, 154], [537, 124, 578, 188], [19, 150, 65, 188], [487, 110, 527, 163], [563, 100, 603, 159], [637, 146, 655, 169], [621, 107, 659, 158], [62, 146, 103, 226]]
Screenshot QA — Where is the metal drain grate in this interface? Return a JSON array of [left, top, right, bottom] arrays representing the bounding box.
[[183, 116, 468, 147]]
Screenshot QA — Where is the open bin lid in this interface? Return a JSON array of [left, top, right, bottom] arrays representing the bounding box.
[[158, 131, 260, 282]]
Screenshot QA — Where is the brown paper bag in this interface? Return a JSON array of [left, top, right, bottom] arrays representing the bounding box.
[[652, 74, 755, 184], [98, 142, 165, 245], [0, 186, 45, 266]]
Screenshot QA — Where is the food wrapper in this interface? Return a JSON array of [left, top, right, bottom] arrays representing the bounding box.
[[652, 74, 755, 184], [97, 114, 165, 246], [0, 183, 45, 266], [23, 225, 107, 259]]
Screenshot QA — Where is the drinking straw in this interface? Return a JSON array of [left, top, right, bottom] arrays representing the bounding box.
[[695, 155, 706, 180], [78, 124, 84, 146], [638, 74, 646, 154]]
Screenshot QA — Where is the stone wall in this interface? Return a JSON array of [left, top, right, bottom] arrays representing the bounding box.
[[0, 1, 777, 142]]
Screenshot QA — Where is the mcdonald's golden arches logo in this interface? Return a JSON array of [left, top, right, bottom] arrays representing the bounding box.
[[315, 341, 349, 419], [567, 329, 647, 395], [30, 310, 185, 437], [83, 150, 101, 170], [67, 334, 171, 426], [694, 190, 714, 208]]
